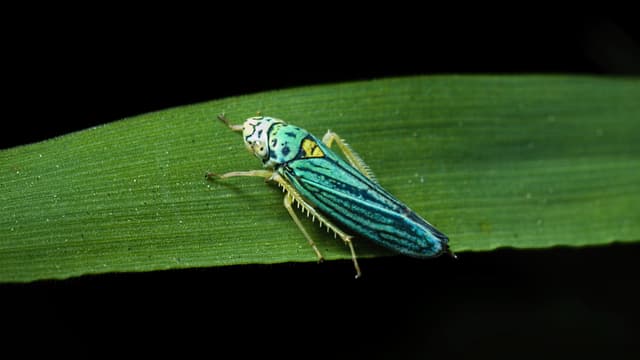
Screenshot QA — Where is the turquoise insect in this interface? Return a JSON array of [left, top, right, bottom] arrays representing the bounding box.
[[207, 114, 452, 278]]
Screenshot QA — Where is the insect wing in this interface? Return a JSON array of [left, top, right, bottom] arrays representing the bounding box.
[[281, 138, 448, 257]]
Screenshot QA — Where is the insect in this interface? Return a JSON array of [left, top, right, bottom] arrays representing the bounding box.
[[207, 114, 452, 278]]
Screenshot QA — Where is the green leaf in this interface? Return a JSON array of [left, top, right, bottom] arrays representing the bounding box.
[[1, 75, 639, 282]]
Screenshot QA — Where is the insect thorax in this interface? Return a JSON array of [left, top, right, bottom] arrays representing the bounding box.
[[264, 123, 313, 167]]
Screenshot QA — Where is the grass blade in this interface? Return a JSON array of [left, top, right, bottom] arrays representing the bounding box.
[[1, 75, 638, 282]]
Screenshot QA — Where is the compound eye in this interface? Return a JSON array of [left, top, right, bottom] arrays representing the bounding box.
[[254, 140, 268, 157]]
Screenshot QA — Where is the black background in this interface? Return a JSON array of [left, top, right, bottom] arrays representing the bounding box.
[[3, 12, 639, 358]]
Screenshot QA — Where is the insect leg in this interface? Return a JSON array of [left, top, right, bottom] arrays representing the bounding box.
[[270, 172, 362, 278], [217, 113, 244, 132], [205, 169, 273, 181], [322, 130, 377, 183], [206, 168, 363, 278], [283, 194, 324, 262]]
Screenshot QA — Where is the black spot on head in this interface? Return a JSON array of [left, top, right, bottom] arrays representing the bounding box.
[[282, 146, 290, 156], [258, 129, 263, 138], [285, 132, 296, 138], [271, 138, 278, 147]]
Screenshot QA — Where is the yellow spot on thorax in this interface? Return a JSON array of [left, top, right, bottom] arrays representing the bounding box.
[[301, 138, 325, 158]]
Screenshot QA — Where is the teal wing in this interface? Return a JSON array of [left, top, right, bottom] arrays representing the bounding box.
[[280, 136, 449, 257]]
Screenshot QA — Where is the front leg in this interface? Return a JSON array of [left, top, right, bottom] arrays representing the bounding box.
[[205, 169, 273, 181], [217, 113, 244, 132]]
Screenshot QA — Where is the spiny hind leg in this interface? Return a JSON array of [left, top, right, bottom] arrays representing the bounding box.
[[271, 172, 362, 278], [322, 130, 377, 183], [283, 194, 324, 262], [206, 169, 363, 278]]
